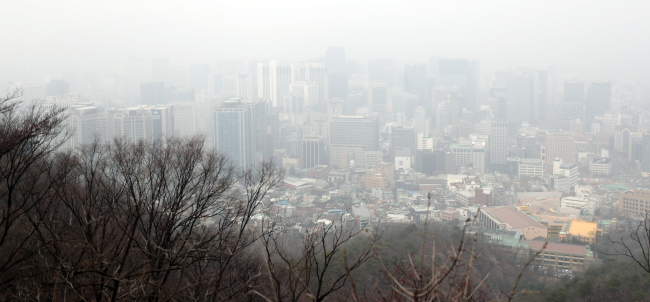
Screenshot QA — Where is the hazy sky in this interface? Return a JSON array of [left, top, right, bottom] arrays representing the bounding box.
[[3, 0, 650, 81]]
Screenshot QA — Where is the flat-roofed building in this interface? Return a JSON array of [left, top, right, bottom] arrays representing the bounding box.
[[559, 220, 602, 245], [477, 206, 548, 240], [519, 158, 544, 178], [619, 190, 650, 217], [524, 240, 594, 272]]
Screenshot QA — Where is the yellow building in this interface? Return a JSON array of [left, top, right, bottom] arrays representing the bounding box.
[[539, 220, 566, 241], [559, 220, 602, 245]]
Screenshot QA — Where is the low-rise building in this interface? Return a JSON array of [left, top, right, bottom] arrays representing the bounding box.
[[589, 157, 611, 176], [477, 206, 548, 240], [619, 190, 650, 216], [561, 197, 588, 210], [441, 210, 460, 222], [559, 220, 603, 245], [519, 158, 544, 178], [525, 241, 594, 272], [455, 190, 476, 206]]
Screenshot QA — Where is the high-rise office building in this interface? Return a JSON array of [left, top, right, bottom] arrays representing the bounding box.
[[404, 63, 428, 104], [64, 106, 108, 150], [369, 83, 387, 112], [236, 73, 253, 99], [473, 149, 486, 175], [149, 106, 173, 141], [490, 121, 508, 165], [587, 81, 612, 117], [301, 136, 325, 168], [151, 57, 170, 84], [140, 82, 166, 106], [562, 80, 585, 122], [213, 99, 257, 170], [326, 47, 346, 73], [643, 133, 650, 173], [291, 62, 327, 102], [171, 102, 196, 137], [329, 116, 379, 168], [290, 82, 318, 108], [544, 133, 576, 174], [414, 106, 428, 136], [391, 125, 417, 159], [113, 107, 154, 144], [257, 60, 291, 107]]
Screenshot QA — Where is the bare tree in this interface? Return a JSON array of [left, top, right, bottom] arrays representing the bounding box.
[[24, 137, 282, 301], [0, 89, 71, 293], [606, 212, 650, 274], [255, 213, 376, 302], [368, 195, 544, 302]]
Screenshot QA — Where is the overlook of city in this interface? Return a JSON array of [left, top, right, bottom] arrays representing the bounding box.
[[2, 1, 650, 301]]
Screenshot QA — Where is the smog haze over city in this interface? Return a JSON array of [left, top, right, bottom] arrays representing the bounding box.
[[3, 0, 650, 301]]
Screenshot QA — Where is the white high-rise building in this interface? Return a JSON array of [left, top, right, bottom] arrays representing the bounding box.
[[473, 149, 486, 175], [291, 62, 328, 102], [171, 102, 196, 137], [290, 81, 318, 108], [489, 121, 508, 165], [258, 60, 291, 107], [113, 107, 154, 144], [236, 73, 253, 99], [63, 106, 108, 150]]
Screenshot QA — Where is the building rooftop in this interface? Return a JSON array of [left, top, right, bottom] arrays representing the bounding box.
[[523, 241, 587, 255], [567, 220, 598, 237], [483, 206, 547, 230]]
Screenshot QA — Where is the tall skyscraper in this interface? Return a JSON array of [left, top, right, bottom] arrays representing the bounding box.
[[326, 47, 346, 73], [236, 73, 253, 99], [64, 106, 108, 150], [150, 106, 173, 141], [544, 133, 576, 174], [140, 82, 166, 106], [113, 107, 154, 144], [301, 136, 325, 168], [291, 62, 327, 102], [290, 82, 318, 108], [391, 125, 417, 160], [369, 83, 387, 112], [257, 60, 291, 107], [587, 80, 612, 117], [404, 63, 428, 104], [490, 121, 508, 165], [171, 102, 196, 137], [329, 116, 379, 168], [213, 99, 257, 170], [188, 64, 210, 91], [643, 133, 650, 173]]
